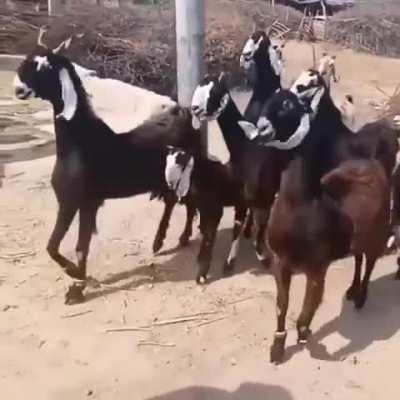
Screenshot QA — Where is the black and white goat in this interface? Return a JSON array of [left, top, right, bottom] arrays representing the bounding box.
[[241, 69, 398, 362], [13, 29, 200, 304], [191, 74, 305, 274], [165, 146, 247, 283], [239, 30, 283, 124]]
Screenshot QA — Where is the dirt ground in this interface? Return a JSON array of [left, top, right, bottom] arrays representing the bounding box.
[[1, 42, 400, 400]]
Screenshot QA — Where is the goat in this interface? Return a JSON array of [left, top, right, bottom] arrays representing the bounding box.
[[239, 30, 283, 124], [165, 146, 247, 283], [191, 74, 306, 277], [321, 159, 391, 308], [13, 29, 200, 304], [242, 69, 398, 363], [317, 52, 338, 91]]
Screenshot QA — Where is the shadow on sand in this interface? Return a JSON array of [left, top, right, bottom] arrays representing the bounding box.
[[284, 270, 400, 362], [85, 227, 272, 302], [146, 383, 293, 400]]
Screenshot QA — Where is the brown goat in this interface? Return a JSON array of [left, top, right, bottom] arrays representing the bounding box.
[[321, 159, 391, 309]]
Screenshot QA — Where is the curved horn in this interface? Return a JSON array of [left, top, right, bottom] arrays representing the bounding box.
[[311, 44, 317, 68], [37, 26, 48, 48], [53, 36, 73, 54]]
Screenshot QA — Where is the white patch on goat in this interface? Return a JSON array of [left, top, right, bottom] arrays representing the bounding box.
[[34, 56, 51, 71], [191, 82, 213, 128], [238, 120, 259, 140], [268, 45, 283, 76], [72, 62, 97, 78], [290, 70, 320, 100], [240, 36, 263, 70], [56, 68, 78, 121], [257, 116, 275, 138], [263, 113, 311, 150], [165, 152, 194, 201], [13, 74, 35, 99], [227, 237, 240, 264]]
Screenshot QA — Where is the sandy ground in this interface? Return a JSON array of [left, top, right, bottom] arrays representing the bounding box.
[[1, 42, 400, 400]]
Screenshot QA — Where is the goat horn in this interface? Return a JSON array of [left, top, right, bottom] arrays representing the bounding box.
[[53, 36, 73, 54], [37, 25, 48, 48], [311, 44, 317, 68]]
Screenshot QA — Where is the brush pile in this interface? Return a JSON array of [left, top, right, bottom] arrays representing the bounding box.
[[326, 14, 400, 58]]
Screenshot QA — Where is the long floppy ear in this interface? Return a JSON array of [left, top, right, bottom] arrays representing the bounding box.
[[57, 68, 78, 121], [238, 120, 258, 140]]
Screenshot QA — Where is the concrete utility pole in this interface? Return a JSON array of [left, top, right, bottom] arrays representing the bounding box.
[[175, 0, 207, 153], [48, 0, 64, 16]]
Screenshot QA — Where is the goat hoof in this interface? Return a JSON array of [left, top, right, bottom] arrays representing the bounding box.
[[196, 275, 208, 285], [354, 294, 367, 310], [346, 286, 358, 301], [297, 326, 312, 344], [152, 237, 164, 254], [65, 283, 85, 305], [222, 260, 235, 276]]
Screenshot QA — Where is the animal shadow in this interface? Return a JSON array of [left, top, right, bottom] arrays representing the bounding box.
[[146, 383, 293, 400], [285, 271, 400, 362], [85, 228, 266, 301]]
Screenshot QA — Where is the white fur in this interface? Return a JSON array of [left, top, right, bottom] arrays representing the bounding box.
[[227, 238, 240, 264], [290, 71, 320, 100], [191, 82, 213, 128], [165, 152, 194, 201], [268, 45, 283, 76], [264, 113, 310, 150], [238, 121, 259, 140], [257, 116, 275, 138], [72, 63, 97, 78], [57, 68, 78, 121], [34, 55, 51, 71], [240, 36, 263, 70], [191, 82, 229, 128], [13, 74, 35, 99]]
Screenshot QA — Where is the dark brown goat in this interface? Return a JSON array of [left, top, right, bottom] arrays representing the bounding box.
[[247, 70, 398, 363], [13, 31, 200, 304], [321, 159, 391, 308]]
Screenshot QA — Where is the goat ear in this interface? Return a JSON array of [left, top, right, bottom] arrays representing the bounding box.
[[56, 68, 78, 121], [238, 120, 258, 140]]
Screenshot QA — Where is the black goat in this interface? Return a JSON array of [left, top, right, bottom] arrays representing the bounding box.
[[239, 30, 283, 125], [14, 31, 200, 304], [245, 69, 398, 362], [165, 146, 247, 283], [191, 74, 304, 277]]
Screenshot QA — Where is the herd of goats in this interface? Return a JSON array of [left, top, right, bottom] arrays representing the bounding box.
[[11, 27, 400, 363]]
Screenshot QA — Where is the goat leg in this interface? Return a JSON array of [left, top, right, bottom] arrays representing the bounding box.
[[47, 203, 79, 279], [270, 262, 292, 364], [179, 196, 197, 247], [354, 254, 376, 309], [196, 209, 222, 284], [152, 196, 176, 254], [65, 203, 99, 305], [243, 209, 253, 239], [252, 207, 272, 268], [296, 268, 327, 345], [346, 253, 363, 301], [223, 204, 247, 276]]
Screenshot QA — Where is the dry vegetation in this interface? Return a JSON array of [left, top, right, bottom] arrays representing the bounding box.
[[1, 0, 400, 95]]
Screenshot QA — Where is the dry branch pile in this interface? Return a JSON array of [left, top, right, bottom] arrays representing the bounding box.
[[326, 14, 400, 58]]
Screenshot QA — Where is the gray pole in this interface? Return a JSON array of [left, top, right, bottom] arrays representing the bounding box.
[[175, 0, 207, 154], [48, 0, 64, 16]]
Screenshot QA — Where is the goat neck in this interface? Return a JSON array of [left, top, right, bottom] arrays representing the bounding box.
[[216, 95, 248, 161], [244, 58, 281, 124]]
